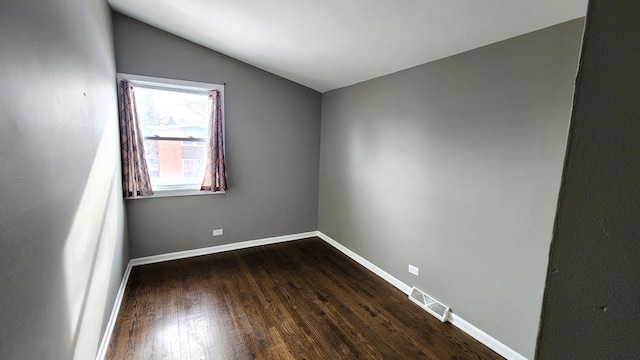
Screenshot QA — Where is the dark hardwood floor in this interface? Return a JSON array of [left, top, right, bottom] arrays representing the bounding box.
[[106, 237, 502, 359]]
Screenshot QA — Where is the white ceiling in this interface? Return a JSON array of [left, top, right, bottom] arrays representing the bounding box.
[[108, 0, 587, 93]]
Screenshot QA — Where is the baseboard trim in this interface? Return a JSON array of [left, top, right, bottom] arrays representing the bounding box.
[[130, 231, 318, 266], [448, 313, 528, 360], [95, 260, 133, 360], [316, 231, 527, 360], [316, 231, 412, 295]]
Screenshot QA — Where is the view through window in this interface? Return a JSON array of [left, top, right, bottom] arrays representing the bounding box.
[[132, 85, 211, 190]]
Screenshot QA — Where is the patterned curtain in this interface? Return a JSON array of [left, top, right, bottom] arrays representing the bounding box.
[[201, 90, 228, 192], [119, 80, 154, 198]]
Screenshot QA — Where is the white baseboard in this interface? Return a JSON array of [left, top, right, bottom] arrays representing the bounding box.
[[95, 261, 133, 360], [130, 231, 318, 266], [96, 231, 316, 359], [316, 231, 527, 360], [316, 231, 412, 295], [97, 230, 526, 360], [448, 313, 527, 360]]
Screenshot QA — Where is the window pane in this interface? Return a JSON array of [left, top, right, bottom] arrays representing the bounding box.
[[133, 86, 210, 139], [144, 139, 207, 187], [131, 84, 211, 190]]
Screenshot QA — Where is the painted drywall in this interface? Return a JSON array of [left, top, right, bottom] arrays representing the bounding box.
[[0, 1, 127, 359], [112, 13, 322, 258], [536, 2, 640, 358], [318, 19, 584, 358]]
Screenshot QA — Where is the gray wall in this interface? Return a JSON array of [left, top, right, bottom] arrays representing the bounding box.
[[319, 19, 584, 358], [112, 13, 322, 258], [0, 1, 127, 359], [536, 2, 640, 358]]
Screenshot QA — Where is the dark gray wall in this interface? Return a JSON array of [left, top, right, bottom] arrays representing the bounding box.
[[536, 2, 640, 359], [112, 13, 322, 258], [0, 1, 127, 359], [318, 20, 584, 358]]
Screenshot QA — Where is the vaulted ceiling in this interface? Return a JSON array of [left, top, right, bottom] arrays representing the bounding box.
[[108, 0, 588, 92]]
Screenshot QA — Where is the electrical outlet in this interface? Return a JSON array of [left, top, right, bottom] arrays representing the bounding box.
[[212, 229, 223, 236], [408, 265, 419, 276]]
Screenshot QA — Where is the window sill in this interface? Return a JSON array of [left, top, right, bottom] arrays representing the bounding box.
[[125, 189, 225, 200]]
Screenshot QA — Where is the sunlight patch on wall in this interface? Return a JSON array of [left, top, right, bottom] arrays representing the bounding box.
[[62, 115, 120, 359]]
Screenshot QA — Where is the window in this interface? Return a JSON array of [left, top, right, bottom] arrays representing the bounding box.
[[118, 74, 224, 194]]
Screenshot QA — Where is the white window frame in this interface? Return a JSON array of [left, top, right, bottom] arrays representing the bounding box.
[[118, 73, 225, 199]]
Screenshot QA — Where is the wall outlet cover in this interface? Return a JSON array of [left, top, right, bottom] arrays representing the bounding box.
[[408, 264, 419, 276]]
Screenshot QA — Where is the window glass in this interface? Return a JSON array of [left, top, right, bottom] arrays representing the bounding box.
[[132, 86, 211, 189]]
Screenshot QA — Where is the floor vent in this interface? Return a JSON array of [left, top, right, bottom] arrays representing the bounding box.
[[409, 287, 450, 322]]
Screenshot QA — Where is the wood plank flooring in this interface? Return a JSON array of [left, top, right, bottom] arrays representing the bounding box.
[[106, 237, 503, 359]]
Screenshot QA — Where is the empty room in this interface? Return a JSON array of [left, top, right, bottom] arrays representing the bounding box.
[[2, 0, 639, 359]]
